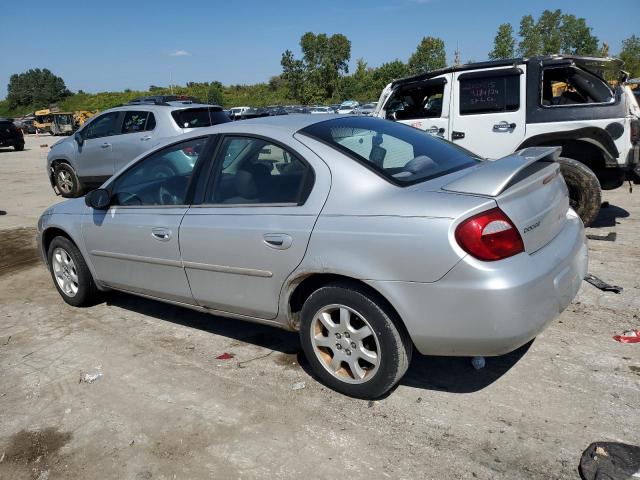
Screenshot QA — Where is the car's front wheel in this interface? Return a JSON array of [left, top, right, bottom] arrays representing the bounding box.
[[54, 163, 83, 198], [47, 236, 100, 307], [299, 281, 412, 399]]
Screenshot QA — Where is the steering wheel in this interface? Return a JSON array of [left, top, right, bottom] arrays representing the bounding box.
[[157, 184, 179, 205]]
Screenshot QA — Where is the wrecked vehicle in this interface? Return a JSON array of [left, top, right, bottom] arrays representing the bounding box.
[[38, 115, 587, 398], [375, 56, 640, 226]]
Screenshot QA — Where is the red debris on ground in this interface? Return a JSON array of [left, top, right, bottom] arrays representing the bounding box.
[[613, 330, 640, 343], [215, 352, 235, 360]]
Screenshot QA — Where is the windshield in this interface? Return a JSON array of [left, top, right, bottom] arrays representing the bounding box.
[[171, 107, 231, 128], [300, 117, 479, 186]]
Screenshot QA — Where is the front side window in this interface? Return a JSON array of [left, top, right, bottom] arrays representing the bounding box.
[[206, 136, 311, 205], [459, 73, 520, 115], [386, 82, 446, 120], [121, 111, 155, 133], [84, 112, 120, 139], [541, 66, 614, 106], [300, 117, 478, 186], [111, 137, 207, 207]]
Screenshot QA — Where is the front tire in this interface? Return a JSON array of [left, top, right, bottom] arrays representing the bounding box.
[[14, 143, 24, 151], [54, 163, 83, 198], [299, 281, 412, 399], [47, 236, 100, 307], [557, 157, 601, 227]]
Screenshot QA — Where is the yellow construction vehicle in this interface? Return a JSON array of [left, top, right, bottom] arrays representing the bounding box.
[[34, 109, 75, 135], [73, 110, 96, 129]]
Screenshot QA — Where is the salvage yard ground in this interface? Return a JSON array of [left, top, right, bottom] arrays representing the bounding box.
[[0, 135, 638, 479]]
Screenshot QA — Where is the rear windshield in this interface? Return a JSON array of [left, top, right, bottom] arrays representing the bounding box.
[[300, 117, 479, 185], [171, 108, 231, 129]]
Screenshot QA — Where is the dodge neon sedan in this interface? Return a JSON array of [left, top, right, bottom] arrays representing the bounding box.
[[38, 115, 588, 398]]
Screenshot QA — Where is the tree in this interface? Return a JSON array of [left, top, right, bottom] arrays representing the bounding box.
[[537, 9, 563, 54], [6, 68, 70, 109], [408, 36, 446, 75], [517, 14, 541, 57], [560, 14, 598, 55], [206, 81, 224, 106], [489, 23, 516, 59], [619, 35, 640, 78], [517, 10, 598, 57], [280, 49, 306, 102]]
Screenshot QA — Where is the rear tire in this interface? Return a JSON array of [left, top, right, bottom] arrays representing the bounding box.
[[299, 281, 412, 399], [54, 163, 83, 198], [557, 157, 601, 227], [47, 236, 100, 307], [14, 143, 24, 151]]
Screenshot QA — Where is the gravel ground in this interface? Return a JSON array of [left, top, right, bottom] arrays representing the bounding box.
[[0, 135, 638, 479]]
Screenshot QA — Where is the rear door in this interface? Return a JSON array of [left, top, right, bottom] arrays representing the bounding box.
[[76, 111, 123, 180], [114, 110, 157, 171], [450, 66, 526, 158], [179, 134, 330, 319]]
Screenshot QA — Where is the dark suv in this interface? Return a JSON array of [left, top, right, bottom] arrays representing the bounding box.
[[0, 118, 25, 151]]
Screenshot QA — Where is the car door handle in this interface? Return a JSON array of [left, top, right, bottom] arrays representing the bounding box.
[[263, 233, 293, 250], [452, 131, 465, 140], [151, 227, 172, 241], [425, 126, 445, 135], [140, 135, 152, 141], [493, 121, 516, 132], [101, 142, 111, 149]]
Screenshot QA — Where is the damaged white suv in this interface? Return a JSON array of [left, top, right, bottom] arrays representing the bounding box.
[[375, 55, 640, 226]]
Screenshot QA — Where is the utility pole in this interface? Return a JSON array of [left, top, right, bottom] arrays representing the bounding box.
[[454, 43, 461, 67]]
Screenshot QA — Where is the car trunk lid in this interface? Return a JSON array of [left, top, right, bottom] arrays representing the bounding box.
[[443, 147, 570, 254]]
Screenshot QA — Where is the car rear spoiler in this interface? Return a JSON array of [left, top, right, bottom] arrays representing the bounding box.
[[442, 147, 560, 197]]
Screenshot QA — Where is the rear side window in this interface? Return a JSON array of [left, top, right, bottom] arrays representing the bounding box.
[[541, 66, 614, 106], [300, 117, 478, 186], [172, 108, 231, 129], [459, 73, 520, 115], [121, 111, 156, 133]]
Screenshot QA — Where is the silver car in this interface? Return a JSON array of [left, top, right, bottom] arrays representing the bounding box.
[[46, 97, 229, 198], [37, 115, 588, 398]]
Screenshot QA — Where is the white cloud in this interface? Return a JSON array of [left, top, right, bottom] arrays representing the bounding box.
[[169, 50, 191, 57]]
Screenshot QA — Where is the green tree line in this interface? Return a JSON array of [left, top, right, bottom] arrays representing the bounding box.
[[2, 10, 639, 118]]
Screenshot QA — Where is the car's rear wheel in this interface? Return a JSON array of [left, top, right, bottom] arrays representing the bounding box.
[[299, 281, 411, 399], [54, 163, 83, 198], [557, 157, 601, 227], [47, 236, 100, 307], [14, 143, 24, 151]]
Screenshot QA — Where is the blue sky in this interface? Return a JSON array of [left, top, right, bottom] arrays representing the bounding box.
[[0, 0, 636, 98]]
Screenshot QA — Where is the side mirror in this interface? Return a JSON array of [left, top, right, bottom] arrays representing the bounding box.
[[85, 189, 111, 210], [74, 132, 84, 147]]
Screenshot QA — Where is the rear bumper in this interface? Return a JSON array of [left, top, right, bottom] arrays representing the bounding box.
[[369, 210, 588, 356], [0, 137, 23, 147]]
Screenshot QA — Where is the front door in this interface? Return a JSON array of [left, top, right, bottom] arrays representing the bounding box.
[[179, 135, 330, 319], [76, 111, 122, 181], [380, 74, 452, 140], [450, 66, 527, 159], [82, 136, 211, 303]]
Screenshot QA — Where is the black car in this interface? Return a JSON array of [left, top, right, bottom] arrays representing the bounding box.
[[0, 118, 25, 151], [20, 118, 37, 134]]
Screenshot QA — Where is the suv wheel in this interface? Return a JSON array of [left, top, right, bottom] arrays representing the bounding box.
[[54, 163, 83, 198], [47, 236, 100, 307], [14, 143, 24, 151], [299, 281, 412, 399], [557, 157, 601, 227]]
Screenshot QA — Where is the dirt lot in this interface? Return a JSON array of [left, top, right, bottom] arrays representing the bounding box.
[[0, 135, 638, 479]]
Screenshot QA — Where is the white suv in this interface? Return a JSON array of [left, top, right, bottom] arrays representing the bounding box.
[[375, 55, 640, 226]]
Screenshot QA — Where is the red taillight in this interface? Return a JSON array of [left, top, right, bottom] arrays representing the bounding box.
[[455, 208, 524, 261]]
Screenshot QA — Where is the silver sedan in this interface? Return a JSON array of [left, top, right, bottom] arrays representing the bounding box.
[[37, 115, 588, 398]]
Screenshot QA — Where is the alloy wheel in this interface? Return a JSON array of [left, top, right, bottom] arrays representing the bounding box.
[[310, 304, 380, 384], [57, 170, 74, 194], [52, 247, 79, 297]]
